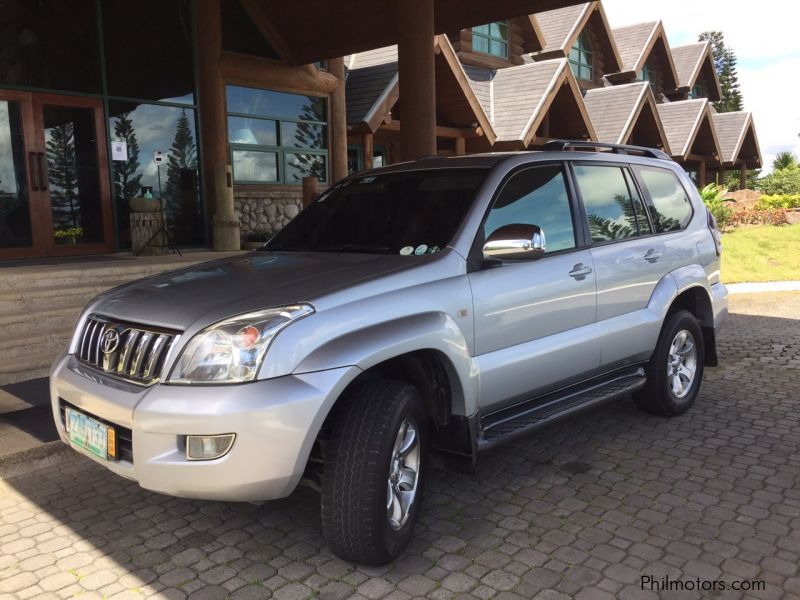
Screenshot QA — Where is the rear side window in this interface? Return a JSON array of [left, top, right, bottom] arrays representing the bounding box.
[[637, 167, 693, 232], [573, 165, 651, 243], [484, 165, 576, 253]]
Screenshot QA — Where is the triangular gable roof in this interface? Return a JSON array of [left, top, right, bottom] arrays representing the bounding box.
[[608, 21, 678, 90], [670, 42, 722, 101], [583, 82, 671, 154], [657, 98, 721, 160], [712, 112, 763, 168], [530, 1, 622, 72], [345, 36, 496, 142], [464, 58, 596, 146]]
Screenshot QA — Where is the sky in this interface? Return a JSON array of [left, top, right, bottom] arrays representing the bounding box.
[[602, 0, 800, 173]]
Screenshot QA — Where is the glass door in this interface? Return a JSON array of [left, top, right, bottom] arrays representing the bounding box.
[[32, 94, 113, 256], [0, 90, 41, 260]]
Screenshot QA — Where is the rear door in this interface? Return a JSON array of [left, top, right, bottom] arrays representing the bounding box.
[[571, 162, 669, 369], [469, 163, 599, 410]]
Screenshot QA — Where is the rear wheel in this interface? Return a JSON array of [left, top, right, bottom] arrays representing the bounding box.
[[321, 378, 428, 565], [635, 310, 705, 416]]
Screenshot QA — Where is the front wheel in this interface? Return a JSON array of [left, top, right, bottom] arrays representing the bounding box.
[[635, 309, 705, 416], [321, 378, 428, 565]]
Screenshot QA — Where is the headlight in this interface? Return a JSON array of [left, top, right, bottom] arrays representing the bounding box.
[[168, 304, 314, 384]]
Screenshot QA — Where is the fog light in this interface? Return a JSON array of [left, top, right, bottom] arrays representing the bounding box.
[[186, 434, 235, 460]]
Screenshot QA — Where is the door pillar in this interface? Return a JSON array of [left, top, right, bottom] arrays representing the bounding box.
[[397, 0, 436, 161], [196, 0, 240, 251], [328, 57, 348, 182]]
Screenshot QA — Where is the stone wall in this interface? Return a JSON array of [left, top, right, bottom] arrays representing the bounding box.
[[234, 187, 302, 241]]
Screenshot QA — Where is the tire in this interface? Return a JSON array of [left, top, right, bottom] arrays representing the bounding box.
[[321, 377, 428, 565], [635, 309, 705, 417]]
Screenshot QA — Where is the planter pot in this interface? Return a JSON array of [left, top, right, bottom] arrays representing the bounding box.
[[129, 197, 161, 212], [242, 241, 266, 251]]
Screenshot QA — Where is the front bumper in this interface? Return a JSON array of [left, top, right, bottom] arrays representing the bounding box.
[[50, 355, 359, 502]]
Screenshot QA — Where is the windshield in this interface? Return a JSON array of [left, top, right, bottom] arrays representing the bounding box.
[[264, 168, 488, 255]]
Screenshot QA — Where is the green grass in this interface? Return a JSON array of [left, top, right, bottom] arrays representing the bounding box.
[[721, 224, 800, 283]]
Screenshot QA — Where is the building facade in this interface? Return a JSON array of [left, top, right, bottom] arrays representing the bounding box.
[[0, 0, 761, 261]]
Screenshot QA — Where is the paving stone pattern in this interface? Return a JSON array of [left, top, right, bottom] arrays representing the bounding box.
[[1, 293, 799, 599]]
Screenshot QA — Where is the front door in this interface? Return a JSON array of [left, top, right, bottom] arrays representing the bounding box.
[[469, 163, 599, 411], [0, 91, 112, 260]]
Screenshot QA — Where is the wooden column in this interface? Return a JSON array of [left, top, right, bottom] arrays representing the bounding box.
[[698, 160, 707, 188], [740, 165, 748, 190], [302, 176, 319, 208], [362, 132, 374, 170], [328, 57, 348, 182], [397, 0, 436, 161], [718, 167, 725, 187], [196, 0, 240, 251], [454, 136, 466, 156]]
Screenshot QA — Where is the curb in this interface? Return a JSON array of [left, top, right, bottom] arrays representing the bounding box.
[[727, 281, 800, 294], [0, 441, 70, 480]]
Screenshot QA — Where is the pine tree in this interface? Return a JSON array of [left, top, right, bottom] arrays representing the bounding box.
[[288, 100, 327, 183], [699, 31, 743, 112], [164, 109, 197, 212], [46, 123, 79, 229], [112, 112, 142, 202]]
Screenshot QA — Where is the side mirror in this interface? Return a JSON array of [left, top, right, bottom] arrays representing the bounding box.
[[483, 224, 546, 261]]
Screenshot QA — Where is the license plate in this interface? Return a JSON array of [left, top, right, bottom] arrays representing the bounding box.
[[65, 407, 114, 461]]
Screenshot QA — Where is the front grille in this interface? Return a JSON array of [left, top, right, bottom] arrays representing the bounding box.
[[59, 399, 134, 463], [76, 315, 179, 385]]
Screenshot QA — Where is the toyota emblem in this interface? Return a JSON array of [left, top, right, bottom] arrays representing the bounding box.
[[101, 328, 121, 354]]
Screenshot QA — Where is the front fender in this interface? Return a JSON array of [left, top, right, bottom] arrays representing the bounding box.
[[294, 312, 479, 416]]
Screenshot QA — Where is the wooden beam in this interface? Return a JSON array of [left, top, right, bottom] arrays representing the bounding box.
[[328, 57, 348, 182], [740, 165, 748, 190], [397, 0, 436, 160], [698, 160, 706, 188], [196, 0, 240, 251], [380, 120, 483, 139], [363, 132, 374, 170], [454, 136, 466, 156], [220, 52, 339, 95]]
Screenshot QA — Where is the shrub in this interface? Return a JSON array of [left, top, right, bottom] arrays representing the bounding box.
[[756, 194, 800, 210], [729, 208, 789, 227], [700, 184, 733, 230], [245, 229, 274, 242], [757, 166, 800, 195]]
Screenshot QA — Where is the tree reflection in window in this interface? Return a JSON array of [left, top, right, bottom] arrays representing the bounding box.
[[46, 122, 79, 231]]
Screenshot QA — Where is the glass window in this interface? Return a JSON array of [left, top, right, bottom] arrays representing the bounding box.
[[232, 150, 278, 183], [689, 84, 703, 99], [0, 100, 33, 248], [569, 32, 594, 81], [226, 85, 328, 184], [638, 59, 656, 90], [574, 165, 650, 243], [0, 0, 102, 93], [637, 167, 693, 232], [347, 145, 362, 175], [267, 169, 488, 254], [484, 165, 576, 254], [473, 21, 509, 59], [108, 101, 202, 247], [102, 0, 195, 104]]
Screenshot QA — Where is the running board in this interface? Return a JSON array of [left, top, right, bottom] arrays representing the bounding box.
[[478, 368, 646, 450]]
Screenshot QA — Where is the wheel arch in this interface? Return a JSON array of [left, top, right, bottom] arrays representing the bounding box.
[[666, 283, 718, 367]]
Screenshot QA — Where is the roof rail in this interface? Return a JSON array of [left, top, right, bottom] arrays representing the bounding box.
[[541, 140, 673, 161]]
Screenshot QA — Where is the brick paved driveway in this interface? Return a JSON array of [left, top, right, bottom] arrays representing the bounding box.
[[2, 293, 799, 600]]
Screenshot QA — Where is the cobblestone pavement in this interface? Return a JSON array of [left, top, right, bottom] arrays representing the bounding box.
[[1, 293, 799, 600]]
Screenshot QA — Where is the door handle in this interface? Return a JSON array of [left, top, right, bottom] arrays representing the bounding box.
[[644, 249, 662, 263], [36, 152, 47, 190], [569, 263, 593, 280], [29, 152, 40, 190]]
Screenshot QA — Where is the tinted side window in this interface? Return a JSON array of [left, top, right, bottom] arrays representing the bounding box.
[[484, 165, 576, 254], [638, 167, 693, 232], [573, 165, 649, 243]]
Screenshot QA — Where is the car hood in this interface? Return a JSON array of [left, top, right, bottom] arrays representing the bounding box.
[[89, 251, 434, 330]]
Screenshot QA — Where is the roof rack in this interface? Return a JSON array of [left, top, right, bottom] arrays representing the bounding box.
[[540, 140, 672, 161]]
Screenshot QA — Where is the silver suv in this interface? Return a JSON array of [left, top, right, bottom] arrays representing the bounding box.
[[51, 141, 728, 565]]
